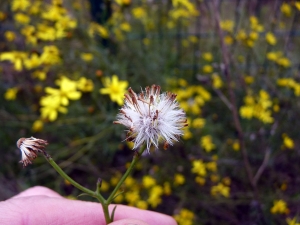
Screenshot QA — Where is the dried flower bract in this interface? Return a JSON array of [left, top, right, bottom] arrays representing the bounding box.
[[16, 137, 48, 167], [114, 85, 187, 151]]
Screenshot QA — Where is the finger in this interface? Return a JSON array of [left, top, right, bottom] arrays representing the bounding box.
[[111, 205, 177, 225], [11, 186, 63, 199], [109, 218, 150, 225]]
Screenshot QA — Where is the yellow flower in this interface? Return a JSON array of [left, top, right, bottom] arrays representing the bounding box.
[[0, 12, 6, 21], [40, 45, 61, 65], [212, 73, 223, 89], [224, 35, 234, 45], [11, 0, 30, 11], [195, 176, 206, 186], [142, 175, 156, 189], [80, 53, 94, 62], [281, 3, 292, 17], [32, 120, 44, 132], [286, 217, 300, 225], [46, 76, 81, 106], [32, 70, 47, 81], [40, 95, 68, 121], [202, 65, 213, 74], [206, 161, 217, 172], [211, 183, 230, 198], [77, 77, 94, 92], [136, 200, 148, 210], [220, 20, 234, 32], [174, 173, 185, 186], [88, 22, 109, 38], [201, 135, 215, 152], [270, 199, 288, 214], [120, 22, 131, 32], [100, 75, 128, 105], [174, 208, 195, 225], [24, 53, 41, 70], [282, 134, 294, 149], [192, 118, 205, 129], [244, 75, 254, 84], [14, 13, 30, 24], [0, 51, 28, 71], [232, 140, 240, 151], [266, 32, 277, 45], [4, 87, 19, 100], [276, 57, 291, 68], [202, 52, 213, 62], [296, 2, 300, 11], [4, 31, 16, 42], [132, 7, 146, 19], [191, 159, 206, 176]]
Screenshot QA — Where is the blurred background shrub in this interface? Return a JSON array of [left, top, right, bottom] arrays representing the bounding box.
[[1, 0, 300, 224]]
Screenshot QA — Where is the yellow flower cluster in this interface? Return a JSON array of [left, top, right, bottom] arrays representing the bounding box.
[[11, 0, 77, 44], [239, 90, 274, 124], [169, 79, 210, 139], [174, 208, 195, 225], [40, 76, 93, 121], [110, 174, 172, 210], [270, 199, 289, 214], [267, 51, 291, 68], [286, 217, 300, 225], [277, 77, 300, 96], [167, 0, 199, 29], [235, 16, 264, 47], [192, 159, 218, 186]]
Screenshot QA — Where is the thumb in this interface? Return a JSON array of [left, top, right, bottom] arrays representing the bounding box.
[[109, 218, 149, 225]]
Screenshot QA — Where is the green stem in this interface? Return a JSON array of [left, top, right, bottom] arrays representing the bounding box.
[[46, 157, 110, 223], [106, 145, 146, 204]]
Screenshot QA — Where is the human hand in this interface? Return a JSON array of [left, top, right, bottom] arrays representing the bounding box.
[[0, 186, 177, 225]]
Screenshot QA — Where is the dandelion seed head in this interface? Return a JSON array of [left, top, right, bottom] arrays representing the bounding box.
[[16, 137, 48, 167], [114, 85, 187, 151]]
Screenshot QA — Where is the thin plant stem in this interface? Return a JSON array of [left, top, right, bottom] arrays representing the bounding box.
[[212, 0, 256, 195], [45, 156, 112, 224], [106, 145, 146, 204]]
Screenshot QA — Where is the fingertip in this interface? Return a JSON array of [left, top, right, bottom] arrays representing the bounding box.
[[12, 186, 63, 199], [109, 218, 150, 225]]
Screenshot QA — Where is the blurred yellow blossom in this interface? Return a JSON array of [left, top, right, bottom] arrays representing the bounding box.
[[202, 65, 213, 74], [0, 51, 28, 71], [220, 20, 234, 32], [4, 31, 16, 42], [270, 199, 289, 214], [32, 70, 47, 81], [174, 208, 195, 225], [266, 32, 277, 45], [0, 12, 6, 21], [206, 161, 217, 172], [192, 118, 205, 129], [12, 0, 30, 11], [14, 13, 30, 24], [4, 87, 19, 100], [282, 134, 294, 149], [100, 75, 128, 105], [80, 53, 94, 62], [281, 3, 292, 17], [77, 77, 94, 92], [32, 120, 44, 132], [202, 52, 213, 62], [232, 140, 240, 151], [192, 159, 206, 176], [174, 173, 185, 186], [88, 22, 109, 38], [224, 35, 234, 45], [212, 73, 223, 89], [201, 135, 216, 152], [211, 183, 230, 198], [132, 7, 146, 19], [286, 217, 300, 225], [142, 175, 156, 189]]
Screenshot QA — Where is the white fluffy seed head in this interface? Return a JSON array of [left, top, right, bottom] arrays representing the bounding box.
[[114, 84, 187, 151]]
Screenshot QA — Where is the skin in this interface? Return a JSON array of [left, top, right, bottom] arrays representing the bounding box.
[[0, 186, 177, 225]]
